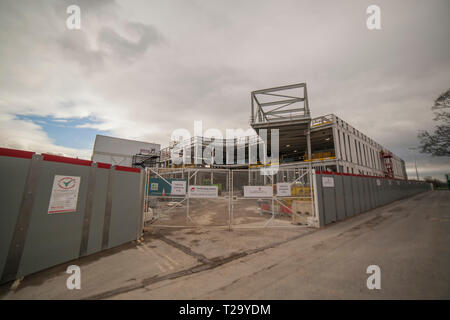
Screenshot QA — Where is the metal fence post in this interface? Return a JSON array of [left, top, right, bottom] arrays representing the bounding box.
[[187, 169, 190, 224], [228, 169, 233, 231]]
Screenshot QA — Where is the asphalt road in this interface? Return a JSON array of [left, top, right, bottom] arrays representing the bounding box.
[[115, 190, 450, 299]]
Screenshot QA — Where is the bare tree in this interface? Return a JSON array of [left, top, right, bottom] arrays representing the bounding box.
[[418, 89, 450, 156]]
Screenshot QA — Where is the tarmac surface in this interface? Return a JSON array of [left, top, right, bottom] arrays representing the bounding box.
[[1, 190, 449, 299]]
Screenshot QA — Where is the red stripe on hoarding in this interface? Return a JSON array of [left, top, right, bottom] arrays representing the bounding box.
[[0, 147, 34, 159], [48, 209, 76, 213], [115, 165, 140, 173], [43, 154, 92, 166], [96, 162, 112, 169]]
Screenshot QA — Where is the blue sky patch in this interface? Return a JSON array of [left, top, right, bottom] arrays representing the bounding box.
[[16, 115, 108, 150]]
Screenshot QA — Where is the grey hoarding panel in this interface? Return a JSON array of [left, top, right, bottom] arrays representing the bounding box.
[[366, 178, 373, 210], [387, 179, 392, 203], [360, 178, 368, 212], [315, 174, 326, 227], [384, 179, 390, 205], [136, 171, 145, 238], [17, 161, 90, 277], [365, 178, 371, 211], [351, 176, 361, 214], [384, 179, 389, 205], [86, 167, 109, 255], [315, 171, 431, 227], [389, 180, 395, 202], [379, 179, 386, 205], [334, 175, 346, 221], [352, 177, 362, 214], [374, 178, 380, 208], [373, 178, 380, 208], [0, 157, 31, 280], [361, 177, 370, 211], [1, 152, 147, 283], [101, 168, 115, 250], [370, 178, 377, 209], [108, 170, 142, 249], [342, 176, 354, 217], [359, 177, 365, 212], [396, 180, 402, 200], [322, 175, 337, 224], [386, 180, 392, 203], [79, 164, 97, 257]]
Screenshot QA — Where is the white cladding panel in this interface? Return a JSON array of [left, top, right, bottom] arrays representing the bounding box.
[[332, 115, 406, 179], [91, 135, 160, 166]]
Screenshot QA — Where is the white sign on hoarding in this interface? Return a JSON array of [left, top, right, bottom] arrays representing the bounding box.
[[277, 183, 291, 197], [376, 179, 381, 186], [171, 180, 186, 196], [189, 185, 218, 198], [48, 175, 81, 214], [322, 176, 335, 188], [244, 186, 273, 198]]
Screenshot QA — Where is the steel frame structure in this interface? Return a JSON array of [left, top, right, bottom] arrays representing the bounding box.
[[153, 83, 407, 179], [251, 83, 311, 126]]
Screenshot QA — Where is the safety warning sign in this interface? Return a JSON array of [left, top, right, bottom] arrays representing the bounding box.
[[48, 175, 81, 214]]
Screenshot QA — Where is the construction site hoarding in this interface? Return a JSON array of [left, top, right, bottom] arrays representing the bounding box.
[[314, 171, 432, 227], [0, 147, 144, 285]]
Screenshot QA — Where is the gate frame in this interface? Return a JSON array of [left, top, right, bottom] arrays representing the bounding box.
[[143, 167, 318, 230]]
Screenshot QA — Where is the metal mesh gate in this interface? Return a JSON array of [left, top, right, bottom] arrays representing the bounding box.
[[231, 168, 315, 228], [144, 167, 317, 229]]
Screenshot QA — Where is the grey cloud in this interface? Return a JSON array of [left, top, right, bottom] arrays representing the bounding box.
[[57, 31, 105, 71], [98, 22, 163, 60]]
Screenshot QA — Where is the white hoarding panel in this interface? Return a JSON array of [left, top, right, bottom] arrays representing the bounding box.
[[48, 175, 81, 214], [171, 180, 186, 196], [244, 186, 273, 198], [322, 176, 335, 188], [189, 185, 218, 198], [277, 183, 291, 197]]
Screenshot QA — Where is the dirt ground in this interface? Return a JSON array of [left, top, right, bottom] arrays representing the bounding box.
[[0, 223, 312, 300], [148, 197, 294, 227]]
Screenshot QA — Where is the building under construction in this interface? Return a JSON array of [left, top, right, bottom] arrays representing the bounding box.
[[143, 83, 407, 180]]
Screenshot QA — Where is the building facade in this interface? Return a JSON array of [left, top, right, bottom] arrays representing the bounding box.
[[92, 134, 160, 167], [137, 83, 407, 180]]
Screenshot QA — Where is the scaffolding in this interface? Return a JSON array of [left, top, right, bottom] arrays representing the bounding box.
[[381, 150, 394, 178]]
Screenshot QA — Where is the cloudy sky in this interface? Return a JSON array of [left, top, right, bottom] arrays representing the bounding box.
[[0, 0, 449, 179]]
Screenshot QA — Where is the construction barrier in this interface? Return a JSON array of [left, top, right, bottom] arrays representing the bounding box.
[[144, 167, 317, 229], [314, 171, 432, 226], [0, 148, 145, 284]]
